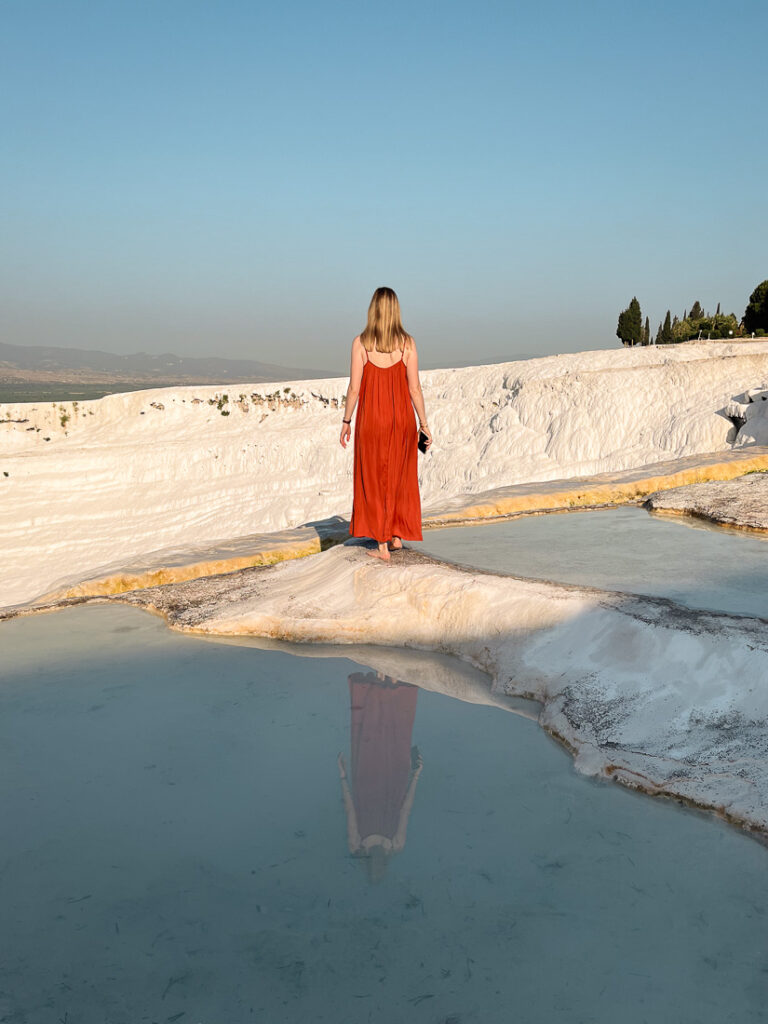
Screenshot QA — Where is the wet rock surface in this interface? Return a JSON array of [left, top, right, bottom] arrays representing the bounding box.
[[645, 472, 768, 531]]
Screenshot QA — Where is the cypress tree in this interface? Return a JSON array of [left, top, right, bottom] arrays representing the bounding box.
[[643, 316, 650, 346], [661, 310, 673, 345], [689, 300, 703, 320], [655, 322, 662, 345], [627, 297, 642, 346], [616, 297, 643, 346]]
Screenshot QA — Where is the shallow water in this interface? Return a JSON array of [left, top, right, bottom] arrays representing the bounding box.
[[418, 506, 768, 618], [1, 604, 766, 1023]]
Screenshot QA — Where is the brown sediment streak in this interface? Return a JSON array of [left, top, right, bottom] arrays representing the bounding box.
[[423, 453, 768, 527], [603, 762, 768, 844]]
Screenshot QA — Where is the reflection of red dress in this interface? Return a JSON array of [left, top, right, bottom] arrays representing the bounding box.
[[349, 356, 422, 543], [348, 673, 418, 841]]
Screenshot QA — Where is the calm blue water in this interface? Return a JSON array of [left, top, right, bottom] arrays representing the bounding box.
[[1, 604, 765, 1023], [417, 506, 768, 618]]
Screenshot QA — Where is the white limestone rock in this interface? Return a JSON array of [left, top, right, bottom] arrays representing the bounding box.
[[2, 342, 768, 608], [735, 388, 768, 446]]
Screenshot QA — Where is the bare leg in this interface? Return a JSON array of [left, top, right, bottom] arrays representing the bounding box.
[[366, 541, 391, 561]]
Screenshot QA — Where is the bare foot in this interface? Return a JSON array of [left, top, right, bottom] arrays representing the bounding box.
[[388, 537, 403, 551], [366, 543, 391, 561]]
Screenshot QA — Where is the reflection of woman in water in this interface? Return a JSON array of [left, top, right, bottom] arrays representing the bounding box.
[[337, 671, 423, 881]]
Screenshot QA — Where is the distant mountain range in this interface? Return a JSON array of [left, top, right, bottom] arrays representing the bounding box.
[[0, 340, 339, 383]]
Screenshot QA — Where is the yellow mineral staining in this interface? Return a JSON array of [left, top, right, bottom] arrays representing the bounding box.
[[34, 451, 768, 604], [42, 538, 323, 602], [424, 452, 768, 527]]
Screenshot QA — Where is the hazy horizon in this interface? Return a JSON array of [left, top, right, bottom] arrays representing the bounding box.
[[0, 333, 548, 377], [2, 0, 765, 371], [0, 318, 754, 377], [0, 319, 616, 373]]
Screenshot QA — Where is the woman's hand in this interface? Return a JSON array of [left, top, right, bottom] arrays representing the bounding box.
[[419, 424, 433, 450], [340, 421, 352, 448]]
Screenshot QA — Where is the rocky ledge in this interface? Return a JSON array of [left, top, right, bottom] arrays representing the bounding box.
[[645, 472, 768, 532]]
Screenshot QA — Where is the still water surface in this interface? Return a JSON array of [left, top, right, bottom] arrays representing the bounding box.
[[1, 604, 765, 1023], [418, 505, 768, 618]]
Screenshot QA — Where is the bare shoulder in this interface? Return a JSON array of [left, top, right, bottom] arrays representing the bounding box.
[[402, 334, 417, 364], [351, 335, 368, 367]]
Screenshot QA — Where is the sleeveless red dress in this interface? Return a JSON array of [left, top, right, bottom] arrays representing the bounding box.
[[349, 352, 423, 543]]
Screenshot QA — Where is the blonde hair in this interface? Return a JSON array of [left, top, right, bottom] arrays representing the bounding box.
[[360, 287, 412, 353]]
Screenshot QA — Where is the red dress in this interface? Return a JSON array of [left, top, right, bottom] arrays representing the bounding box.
[[348, 672, 419, 841], [349, 353, 423, 542]]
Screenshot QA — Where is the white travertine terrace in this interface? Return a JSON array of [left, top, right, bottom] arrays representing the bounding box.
[[2, 341, 768, 608], [111, 543, 768, 836], [729, 386, 768, 446]]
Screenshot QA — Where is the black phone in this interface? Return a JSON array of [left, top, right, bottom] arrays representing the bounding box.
[[418, 430, 429, 453]]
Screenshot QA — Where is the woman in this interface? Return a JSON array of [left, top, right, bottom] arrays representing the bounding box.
[[340, 287, 432, 560]]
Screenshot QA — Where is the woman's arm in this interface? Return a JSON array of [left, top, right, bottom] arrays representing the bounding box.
[[337, 753, 361, 853], [392, 749, 424, 852], [340, 337, 365, 448], [404, 340, 432, 449]]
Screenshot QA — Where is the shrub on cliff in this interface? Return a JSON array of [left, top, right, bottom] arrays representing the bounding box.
[[673, 312, 740, 341]]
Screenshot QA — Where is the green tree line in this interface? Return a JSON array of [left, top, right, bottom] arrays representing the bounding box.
[[616, 279, 768, 346]]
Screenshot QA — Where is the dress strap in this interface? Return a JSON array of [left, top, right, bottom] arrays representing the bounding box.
[[365, 346, 404, 368]]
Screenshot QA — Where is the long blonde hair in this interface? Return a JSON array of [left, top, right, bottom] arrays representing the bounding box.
[[360, 287, 412, 353]]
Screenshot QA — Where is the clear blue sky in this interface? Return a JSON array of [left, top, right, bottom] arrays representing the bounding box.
[[1, 0, 765, 371]]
